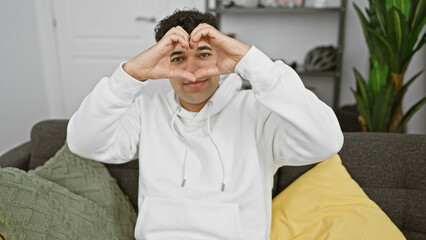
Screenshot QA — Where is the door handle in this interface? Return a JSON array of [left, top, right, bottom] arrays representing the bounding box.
[[135, 16, 156, 23]]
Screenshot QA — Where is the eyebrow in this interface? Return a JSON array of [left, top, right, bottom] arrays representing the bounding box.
[[170, 45, 213, 57]]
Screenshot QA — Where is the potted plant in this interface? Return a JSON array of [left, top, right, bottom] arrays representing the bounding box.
[[352, 0, 425, 132]]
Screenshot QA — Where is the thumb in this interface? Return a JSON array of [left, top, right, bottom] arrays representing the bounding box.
[[169, 69, 196, 82], [194, 66, 221, 80]]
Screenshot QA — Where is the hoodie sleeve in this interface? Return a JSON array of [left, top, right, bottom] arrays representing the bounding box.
[[235, 46, 343, 168], [67, 63, 147, 164]]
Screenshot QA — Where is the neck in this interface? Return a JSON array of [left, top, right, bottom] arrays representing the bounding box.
[[179, 98, 209, 112]]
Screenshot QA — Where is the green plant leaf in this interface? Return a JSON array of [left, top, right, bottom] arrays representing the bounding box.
[[408, 17, 426, 50], [399, 0, 411, 20], [402, 0, 411, 19], [372, 0, 388, 35], [368, 28, 396, 71], [386, 0, 394, 12], [372, 83, 395, 132], [405, 17, 426, 70], [413, 31, 426, 53], [395, 97, 426, 132], [387, 7, 410, 73], [410, 0, 426, 33], [354, 68, 373, 105], [386, 0, 411, 19], [352, 89, 373, 131], [368, 57, 389, 95], [403, 31, 426, 72], [354, 3, 374, 56], [386, 7, 408, 51]]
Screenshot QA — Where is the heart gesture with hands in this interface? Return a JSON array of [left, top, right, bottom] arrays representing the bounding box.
[[123, 24, 250, 82], [189, 23, 250, 80]]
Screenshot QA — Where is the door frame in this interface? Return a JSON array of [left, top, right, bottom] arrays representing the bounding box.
[[35, 0, 66, 118]]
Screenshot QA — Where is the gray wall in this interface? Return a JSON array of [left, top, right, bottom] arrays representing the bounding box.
[[0, 0, 425, 155], [0, 0, 50, 155]]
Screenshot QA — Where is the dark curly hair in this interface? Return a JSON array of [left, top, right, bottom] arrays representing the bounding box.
[[154, 9, 218, 42]]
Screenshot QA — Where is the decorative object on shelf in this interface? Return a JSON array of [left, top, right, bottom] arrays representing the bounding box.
[[259, 0, 279, 8], [233, 0, 259, 8], [314, 0, 328, 8], [220, 0, 235, 8], [260, 0, 304, 8], [273, 58, 297, 70], [352, 0, 426, 132], [304, 45, 337, 72]]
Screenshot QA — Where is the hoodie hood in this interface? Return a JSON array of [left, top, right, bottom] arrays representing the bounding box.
[[167, 74, 243, 121]]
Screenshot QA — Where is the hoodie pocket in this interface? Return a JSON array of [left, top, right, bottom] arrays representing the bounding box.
[[135, 196, 244, 240]]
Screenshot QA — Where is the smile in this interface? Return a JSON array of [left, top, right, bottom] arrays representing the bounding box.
[[185, 79, 208, 89]]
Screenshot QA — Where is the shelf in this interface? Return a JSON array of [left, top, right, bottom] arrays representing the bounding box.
[[298, 71, 337, 77], [208, 0, 348, 109], [272, 62, 338, 77], [208, 6, 342, 14]]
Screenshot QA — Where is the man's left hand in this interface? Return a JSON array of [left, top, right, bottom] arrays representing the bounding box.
[[189, 23, 251, 79]]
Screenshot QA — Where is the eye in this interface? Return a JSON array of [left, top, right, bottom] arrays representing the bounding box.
[[200, 53, 211, 58], [171, 57, 183, 63]]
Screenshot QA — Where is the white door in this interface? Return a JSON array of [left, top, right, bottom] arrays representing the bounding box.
[[51, 0, 205, 117]]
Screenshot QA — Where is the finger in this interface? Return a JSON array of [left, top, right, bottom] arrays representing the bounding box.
[[190, 24, 218, 46], [194, 66, 221, 79], [162, 33, 189, 51], [175, 26, 189, 37], [169, 69, 196, 82], [162, 28, 190, 49], [164, 26, 188, 36], [164, 26, 190, 42], [175, 27, 190, 49], [189, 23, 213, 38]]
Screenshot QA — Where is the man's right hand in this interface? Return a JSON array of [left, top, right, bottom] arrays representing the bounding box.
[[123, 26, 196, 82]]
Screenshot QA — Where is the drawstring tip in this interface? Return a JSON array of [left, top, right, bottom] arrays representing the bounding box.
[[221, 183, 225, 192], [181, 179, 186, 187]]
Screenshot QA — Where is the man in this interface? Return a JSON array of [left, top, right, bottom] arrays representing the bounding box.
[[67, 9, 343, 240]]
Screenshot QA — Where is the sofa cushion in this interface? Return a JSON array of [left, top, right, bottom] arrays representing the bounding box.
[[28, 119, 140, 210], [270, 154, 404, 239], [0, 144, 136, 239]]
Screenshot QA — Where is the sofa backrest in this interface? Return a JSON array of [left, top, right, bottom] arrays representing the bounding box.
[[29, 120, 426, 239]]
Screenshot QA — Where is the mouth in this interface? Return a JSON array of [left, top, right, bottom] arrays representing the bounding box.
[[184, 79, 208, 89]]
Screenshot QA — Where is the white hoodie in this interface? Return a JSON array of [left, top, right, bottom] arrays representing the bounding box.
[[67, 46, 343, 240]]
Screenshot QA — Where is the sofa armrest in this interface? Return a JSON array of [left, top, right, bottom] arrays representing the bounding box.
[[0, 141, 31, 170]]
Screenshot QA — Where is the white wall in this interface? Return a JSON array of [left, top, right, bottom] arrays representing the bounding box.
[[0, 0, 51, 155]]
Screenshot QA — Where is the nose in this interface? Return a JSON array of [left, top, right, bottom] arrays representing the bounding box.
[[184, 57, 202, 74]]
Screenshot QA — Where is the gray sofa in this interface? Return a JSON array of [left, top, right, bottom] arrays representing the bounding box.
[[1, 119, 425, 239]]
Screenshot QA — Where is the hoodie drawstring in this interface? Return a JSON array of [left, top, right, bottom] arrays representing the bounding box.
[[170, 102, 226, 192], [206, 101, 226, 192], [170, 107, 190, 188]]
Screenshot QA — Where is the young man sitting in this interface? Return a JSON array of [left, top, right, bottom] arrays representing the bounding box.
[[67, 9, 343, 240]]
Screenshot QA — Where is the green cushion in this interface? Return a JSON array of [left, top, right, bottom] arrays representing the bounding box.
[[0, 144, 136, 239]]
